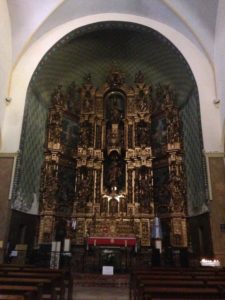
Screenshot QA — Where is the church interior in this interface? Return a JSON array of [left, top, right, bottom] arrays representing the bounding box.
[[0, 0, 225, 299]]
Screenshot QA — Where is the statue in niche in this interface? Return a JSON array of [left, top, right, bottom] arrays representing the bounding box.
[[49, 125, 62, 144], [79, 121, 93, 147], [101, 196, 108, 215], [168, 123, 179, 144], [107, 124, 117, 147], [136, 167, 152, 213], [106, 122, 124, 147], [108, 159, 121, 188], [57, 185, 69, 206], [154, 167, 170, 208], [75, 190, 86, 213], [61, 118, 79, 148], [111, 99, 122, 123], [106, 91, 125, 124], [136, 90, 149, 112], [140, 183, 152, 213], [168, 171, 184, 212], [56, 169, 74, 209], [83, 90, 93, 113], [137, 121, 150, 146], [79, 127, 88, 146], [76, 169, 93, 209], [119, 196, 127, 214], [127, 97, 135, 112], [51, 111, 61, 126], [157, 185, 170, 206], [104, 151, 124, 192], [109, 197, 119, 216]]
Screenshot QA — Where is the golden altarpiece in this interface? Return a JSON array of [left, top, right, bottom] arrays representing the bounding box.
[[38, 69, 188, 258]]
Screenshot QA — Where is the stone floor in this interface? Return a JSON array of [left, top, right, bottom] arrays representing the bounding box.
[[73, 273, 129, 299], [73, 286, 129, 300]]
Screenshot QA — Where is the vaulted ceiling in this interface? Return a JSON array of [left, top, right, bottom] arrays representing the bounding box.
[[30, 22, 195, 108], [8, 0, 219, 65]]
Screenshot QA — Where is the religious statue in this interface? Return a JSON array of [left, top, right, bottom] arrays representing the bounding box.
[[108, 158, 121, 189], [111, 99, 122, 123], [109, 197, 119, 215], [83, 91, 93, 112], [168, 171, 185, 213]]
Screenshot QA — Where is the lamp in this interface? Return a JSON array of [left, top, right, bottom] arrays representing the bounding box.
[[5, 97, 12, 103]]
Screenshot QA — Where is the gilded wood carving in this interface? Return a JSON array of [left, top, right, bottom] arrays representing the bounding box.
[[39, 68, 188, 248]]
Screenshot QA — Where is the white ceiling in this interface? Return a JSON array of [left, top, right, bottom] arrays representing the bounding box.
[[7, 0, 219, 65]]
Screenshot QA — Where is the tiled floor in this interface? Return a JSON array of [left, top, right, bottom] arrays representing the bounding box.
[[73, 286, 129, 300], [73, 272, 129, 299]]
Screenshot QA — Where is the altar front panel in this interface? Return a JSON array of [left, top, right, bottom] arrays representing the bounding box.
[[87, 237, 136, 247]]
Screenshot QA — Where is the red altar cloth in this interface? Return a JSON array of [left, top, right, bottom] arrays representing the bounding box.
[[87, 237, 136, 247]]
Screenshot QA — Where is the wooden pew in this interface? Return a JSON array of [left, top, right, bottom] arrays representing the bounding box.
[[0, 266, 73, 300], [131, 272, 193, 299], [0, 295, 31, 300], [0, 277, 56, 300], [0, 285, 42, 300], [139, 286, 224, 300], [1, 271, 66, 300], [130, 267, 225, 300], [134, 279, 205, 300], [21, 268, 73, 300]]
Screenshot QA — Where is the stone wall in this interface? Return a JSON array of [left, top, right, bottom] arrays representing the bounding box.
[[0, 154, 15, 262]]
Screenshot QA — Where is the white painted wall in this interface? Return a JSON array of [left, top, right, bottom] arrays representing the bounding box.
[[1, 14, 223, 154], [0, 0, 12, 149], [214, 0, 225, 143], [8, 0, 63, 63], [27, 0, 217, 66]]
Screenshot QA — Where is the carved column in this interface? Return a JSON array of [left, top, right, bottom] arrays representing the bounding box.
[[39, 86, 65, 243], [164, 87, 188, 248]]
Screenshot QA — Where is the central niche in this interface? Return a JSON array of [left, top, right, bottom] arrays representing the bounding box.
[[104, 90, 126, 193]]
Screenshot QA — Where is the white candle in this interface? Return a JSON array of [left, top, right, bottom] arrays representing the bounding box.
[[64, 239, 70, 252], [51, 241, 56, 252], [155, 240, 162, 253]]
